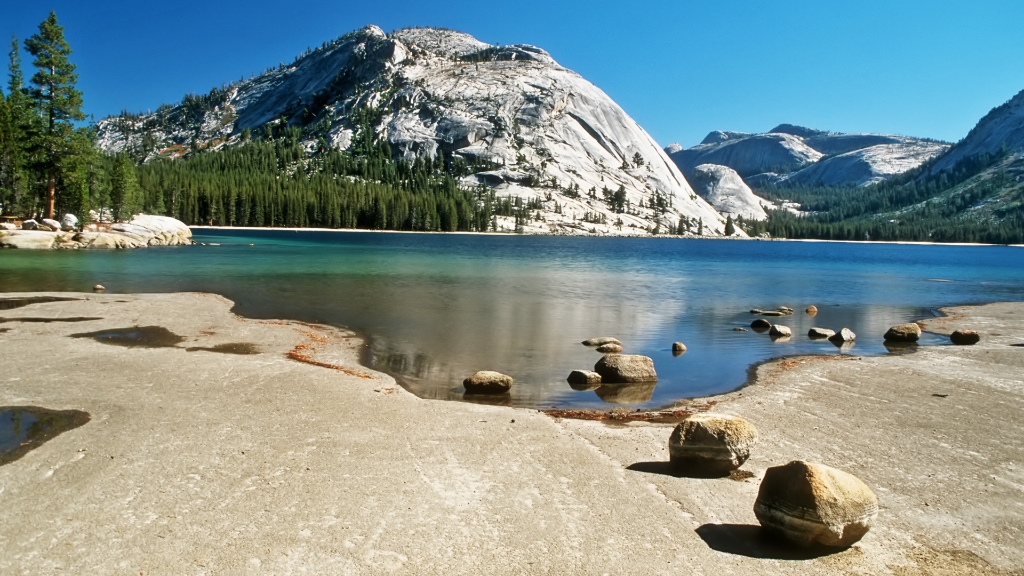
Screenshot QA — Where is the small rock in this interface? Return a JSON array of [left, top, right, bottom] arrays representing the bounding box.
[[672, 342, 687, 353], [463, 371, 513, 394], [769, 325, 792, 338], [596, 343, 622, 353], [93, 284, 106, 291], [594, 354, 657, 383], [566, 370, 602, 387], [884, 323, 922, 342], [950, 330, 981, 345], [751, 319, 772, 331], [733, 327, 748, 332], [754, 460, 878, 548], [806, 305, 818, 315], [582, 336, 621, 347], [829, 328, 856, 343], [761, 310, 785, 317], [750, 309, 764, 314], [808, 327, 836, 339], [777, 306, 794, 313], [669, 413, 759, 476]]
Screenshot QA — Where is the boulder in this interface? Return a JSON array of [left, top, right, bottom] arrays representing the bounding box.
[[751, 318, 772, 331], [769, 325, 792, 338], [672, 342, 687, 353], [21, 219, 39, 230], [582, 336, 621, 347], [41, 218, 62, 231], [884, 323, 921, 342], [754, 460, 878, 548], [61, 213, 79, 231], [950, 330, 981, 345], [668, 413, 758, 476], [594, 354, 657, 383], [94, 285, 106, 292], [566, 370, 601, 389], [462, 370, 513, 394], [829, 328, 856, 343], [808, 327, 836, 339], [806, 305, 818, 315], [0, 222, 16, 231], [0, 230, 58, 249], [593, 381, 657, 404], [596, 343, 623, 353]]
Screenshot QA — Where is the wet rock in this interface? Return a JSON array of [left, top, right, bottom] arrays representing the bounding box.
[[884, 323, 921, 342], [761, 310, 785, 317], [769, 325, 792, 338], [733, 327, 748, 332], [808, 327, 835, 339], [93, 284, 106, 291], [751, 319, 772, 331], [594, 381, 657, 404], [950, 329, 981, 345], [596, 343, 623, 353], [669, 413, 759, 476], [672, 342, 687, 353], [566, 370, 602, 390], [829, 328, 856, 343], [806, 305, 818, 315], [582, 336, 621, 347], [754, 460, 878, 548], [594, 354, 657, 383], [61, 214, 79, 231], [463, 370, 514, 394], [777, 306, 794, 313]]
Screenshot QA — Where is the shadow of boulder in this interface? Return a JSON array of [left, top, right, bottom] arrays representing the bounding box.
[[695, 523, 847, 560]]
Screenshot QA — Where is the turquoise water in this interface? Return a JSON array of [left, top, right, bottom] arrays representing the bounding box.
[[2, 230, 1023, 409]]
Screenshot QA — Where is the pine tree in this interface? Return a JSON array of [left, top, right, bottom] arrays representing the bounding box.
[[0, 36, 33, 216], [25, 12, 87, 219], [724, 215, 735, 236], [110, 152, 141, 221]]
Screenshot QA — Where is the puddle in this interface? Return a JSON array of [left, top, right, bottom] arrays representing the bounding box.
[[71, 326, 185, 348], [185, 343, 260, 355], [1, 407, 90, 465], [0, 296, 80, 310], [0, 317, 102, 324]]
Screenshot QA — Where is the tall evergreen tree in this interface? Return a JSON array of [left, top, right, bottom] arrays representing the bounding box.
[[110, 152, 141, 221], [724, 215, 735, 236], [0, 36, 33, 216], [25, 12, 87, 219]]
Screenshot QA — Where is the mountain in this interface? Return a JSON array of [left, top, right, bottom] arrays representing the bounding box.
[[686, 164, 769, 221], [929, 88, 1024, 174], [665, 125, 949, 188], [98, 26, 728, 236]]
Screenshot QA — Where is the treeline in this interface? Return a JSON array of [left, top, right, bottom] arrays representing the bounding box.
[[748, 148, 1024, 244]]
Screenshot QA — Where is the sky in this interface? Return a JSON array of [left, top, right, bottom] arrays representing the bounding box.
[[5, 0, 1023, 148]]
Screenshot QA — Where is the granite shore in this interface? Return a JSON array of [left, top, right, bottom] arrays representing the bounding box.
[[1, 293, 1021, 575]]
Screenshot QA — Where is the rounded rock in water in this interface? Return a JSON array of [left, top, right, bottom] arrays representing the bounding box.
[[751, 318, 772, 331], [669, 413, 758, 476], [463, 371, 513, 394], [594, 354, 657, 383], [754, 460, 878, 548], [582, 336, 621, 347], [829, 328, 856, 343], [808, 327, 835, 339], [806, 305, 818, 315], [769, 324, 792, 338], [596, 342, 623, 353], [884, 323, 921, 342]]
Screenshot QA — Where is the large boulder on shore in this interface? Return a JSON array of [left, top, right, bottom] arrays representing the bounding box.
[[950, 329, 981, 345], [0, 230, 58, 249], [669, 413, 758, 476], [754, 460, 878, 548], [110, 214, 193, 246], [594, 354, 657, 383], [884, 323, 921, 342], [463, 370, 513, 394], [61, 213, 79, 231]]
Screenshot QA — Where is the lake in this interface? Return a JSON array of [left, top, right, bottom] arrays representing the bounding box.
[[2, 230, 1023, 409]]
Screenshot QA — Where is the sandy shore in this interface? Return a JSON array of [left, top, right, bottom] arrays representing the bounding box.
[[1, 294, 1022, 574]]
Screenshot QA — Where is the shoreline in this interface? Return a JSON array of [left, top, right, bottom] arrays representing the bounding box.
[[2, 293, 1023, 573], [189, 225, 1024, 247]]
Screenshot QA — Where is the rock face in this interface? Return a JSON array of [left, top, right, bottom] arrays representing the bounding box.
[[668, 413, 758, 476], [929, 88, 1024, 174], [582, 337, 621, 347], [0, 215, 193, 250], [666, 124, 949, 189], [687, 164, 769, 221], [769, 325, 792, 338], [950, 329, 981, 345], [829, 328, 856, 343], [884, 323, 922, 342], [754, 460, 878, 548], [593, 354, 657, 383], [96, 26, 731, 237], [462, 370, 513, 394], [595, 343, 622, 353], [808, 327, 836, 339]]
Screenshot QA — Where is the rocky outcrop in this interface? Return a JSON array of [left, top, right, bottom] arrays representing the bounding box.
[[668, 414, 758, 476], [0, 215, 193, 250], [462, 370, 513, 394], [594, 354, 657, 383], [97, 26, 731, 237], [668, 133, 821, 177], [687, 164, 769, 221], [929, 88, 1024, 174], [884, 323, 922, 342], [754, 460, 878, 548], [950, 329, 981, 345]]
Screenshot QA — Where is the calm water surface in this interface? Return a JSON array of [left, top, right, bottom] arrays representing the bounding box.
[[2, 230, 1023, 409]]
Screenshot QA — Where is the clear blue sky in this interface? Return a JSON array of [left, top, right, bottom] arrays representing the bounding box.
[[5, 1, 1023, 147]]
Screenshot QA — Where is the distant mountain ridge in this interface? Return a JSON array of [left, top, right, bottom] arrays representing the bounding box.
[[97, 26, 729, 236]]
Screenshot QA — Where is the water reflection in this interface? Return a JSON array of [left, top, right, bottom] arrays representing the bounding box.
[[1, 407, 90, 465]]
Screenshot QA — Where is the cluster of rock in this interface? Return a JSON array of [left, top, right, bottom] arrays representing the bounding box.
[[668, 412, 877, 549], [0, 214, 194, 250]]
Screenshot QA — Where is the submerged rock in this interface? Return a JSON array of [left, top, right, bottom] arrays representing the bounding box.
[[596, 343, 623, 353], [884, 323, 922, 342], [806, 305, 818, 315], [582, 337, 621, 347], [669, 413, 758, 476], [754, 460, 878, 548], [808, 327, 836, 339], [829, 328, 856, 343], [594, 354, 657, 383], [672, 342, 687, 353], [463, 371, 514, 394], [566, 370, 602, 390], [950, 329, 981, 345]]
